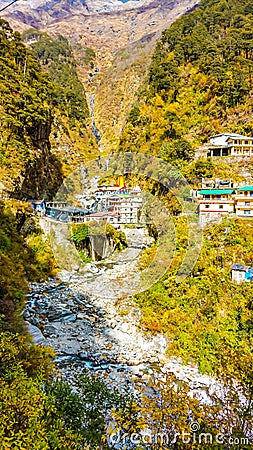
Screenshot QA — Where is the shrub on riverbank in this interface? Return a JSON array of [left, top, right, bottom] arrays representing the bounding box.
[[0, 331, 137, 449], [0, 200, 56, 330]]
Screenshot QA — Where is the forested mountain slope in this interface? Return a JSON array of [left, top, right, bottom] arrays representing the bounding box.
[[1, 0, 200, 156], [119, 0, 253, 159], [0, 20, 96, 199]]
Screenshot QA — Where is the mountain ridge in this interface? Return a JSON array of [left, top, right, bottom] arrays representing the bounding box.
[[1, 0, 199, 64]]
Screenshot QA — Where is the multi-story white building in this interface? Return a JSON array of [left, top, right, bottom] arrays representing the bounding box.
[[108, 195, 143, 224], [235, 186, 253, 218], [207, 133, 253, 157], [88, 183, 143, 225]]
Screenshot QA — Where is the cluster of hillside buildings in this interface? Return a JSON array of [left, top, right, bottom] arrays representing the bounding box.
[[41, 176, 143, 227], [31, 133, 253, 229], [197, 133, 253, 282], [192, 132, 253, 226], [29, 137, 253, 284]]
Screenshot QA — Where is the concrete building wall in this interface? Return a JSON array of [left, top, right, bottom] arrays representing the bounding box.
[[199, 202, 234, 214], [230, 141, 253, 156], [199, 211, 228, 227], [232, 270, 246, 284], [235, 208, 253, 217], [235, 191, 253, 217]]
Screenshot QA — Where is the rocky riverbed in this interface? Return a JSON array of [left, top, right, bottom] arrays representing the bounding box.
[[25, 228, 220, 399]]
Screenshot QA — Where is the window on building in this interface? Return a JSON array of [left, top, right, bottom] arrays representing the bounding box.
[[204, 195, 210, 200], [244, 210, 251, 215], [205, 205, 210, 209], [245, 202, 250, 206], [250, 192, 253, 197], [219, 205, 223, 209]]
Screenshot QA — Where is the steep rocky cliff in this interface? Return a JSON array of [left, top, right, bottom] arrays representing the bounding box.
[[0, 20, 97, 199], [87, 234, 120, 260], [13, 120, 63, 199], [0, 20, 62, 198], [72, 222, 128, 262]]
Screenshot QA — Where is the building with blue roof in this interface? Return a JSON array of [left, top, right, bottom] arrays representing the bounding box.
[[232, 264, 253, 284]]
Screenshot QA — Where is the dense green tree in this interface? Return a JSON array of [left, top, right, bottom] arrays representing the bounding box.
[[22, 30, 89, 123], [159, 139, 194, 161]]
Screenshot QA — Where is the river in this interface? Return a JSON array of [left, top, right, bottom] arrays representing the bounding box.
[[25, 227, 219, 399]]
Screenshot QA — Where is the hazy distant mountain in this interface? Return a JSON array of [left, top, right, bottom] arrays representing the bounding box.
[[0, 0, 161, 20], [1, 0, 199, 54], [1, 0, 199, 155]]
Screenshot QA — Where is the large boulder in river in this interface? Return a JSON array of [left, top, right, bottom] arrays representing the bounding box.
[[44, 324, 59, 336], [25, 321, 45, 345], [48, 307, 73, 321]]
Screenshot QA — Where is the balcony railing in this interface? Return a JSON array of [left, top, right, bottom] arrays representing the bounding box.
[[236, 204, 253, 210], [234, 195, 253, 199]]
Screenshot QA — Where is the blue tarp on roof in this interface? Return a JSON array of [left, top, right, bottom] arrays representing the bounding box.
[[232, 264, 253, 278], [232, 264, 247, 271], [245, 270, 253, 280]]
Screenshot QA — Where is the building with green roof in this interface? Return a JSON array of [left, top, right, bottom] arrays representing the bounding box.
[[235, 186, 253, 218], [198, 188, 235, 227]]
